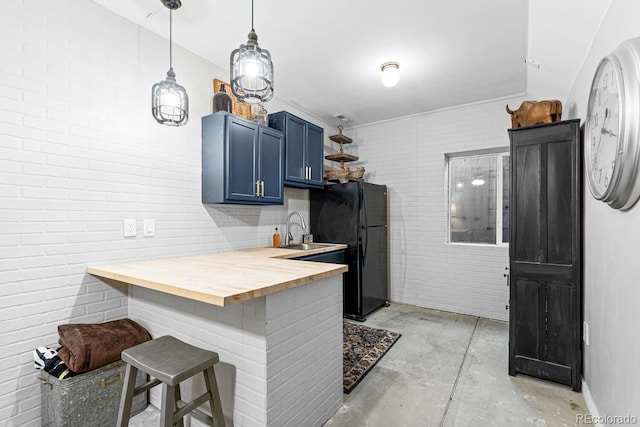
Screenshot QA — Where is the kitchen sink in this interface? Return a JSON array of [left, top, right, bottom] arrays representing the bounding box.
[[278, 243, 333, 250]]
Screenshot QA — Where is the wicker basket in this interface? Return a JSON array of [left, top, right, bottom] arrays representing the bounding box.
[[348, 167, 365, 179], [325, 168, 349, 183]]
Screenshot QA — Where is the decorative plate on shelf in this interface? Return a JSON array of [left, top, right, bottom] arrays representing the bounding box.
[[213, 78, 253, 120]]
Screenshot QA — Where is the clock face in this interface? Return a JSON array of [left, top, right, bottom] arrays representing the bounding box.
[[585, 56, 622, 200]]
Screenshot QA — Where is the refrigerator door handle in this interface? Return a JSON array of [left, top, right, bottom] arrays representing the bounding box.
[[361, 186, 369, 266]]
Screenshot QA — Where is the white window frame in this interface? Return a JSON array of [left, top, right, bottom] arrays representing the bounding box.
[[446, 148, 510, 247], [495, 153, 509, 247]]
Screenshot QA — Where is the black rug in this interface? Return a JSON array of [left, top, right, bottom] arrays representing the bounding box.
[[343, 322, 401, 393]]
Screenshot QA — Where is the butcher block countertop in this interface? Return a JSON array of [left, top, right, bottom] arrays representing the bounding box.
[[86, 244, 348, 307]]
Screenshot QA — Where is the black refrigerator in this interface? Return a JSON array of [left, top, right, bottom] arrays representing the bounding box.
[[310, 182, 388, 321]]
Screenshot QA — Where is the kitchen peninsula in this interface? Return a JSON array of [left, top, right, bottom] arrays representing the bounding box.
[[87, 244, 347, 427]]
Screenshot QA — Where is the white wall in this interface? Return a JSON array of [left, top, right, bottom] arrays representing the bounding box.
[[0, 2, 327, 425], [564, 0, 640, 421], [526, 0, 612, 102], [347, 98, 522, 321]]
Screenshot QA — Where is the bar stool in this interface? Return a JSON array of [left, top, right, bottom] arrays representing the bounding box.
[[117, 335, 225, 427]]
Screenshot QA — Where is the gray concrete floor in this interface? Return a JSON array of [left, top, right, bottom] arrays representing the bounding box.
[[325, 303, 587, 427], [130, 303, 588, 426]]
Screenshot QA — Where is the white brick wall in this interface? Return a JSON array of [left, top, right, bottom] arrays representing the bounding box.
[[265, 276, 343, 426], [129, 287, 269, 427], [348, 99, 524, 321], [0, 2, 323, 425], [130, 276, 342, 427]]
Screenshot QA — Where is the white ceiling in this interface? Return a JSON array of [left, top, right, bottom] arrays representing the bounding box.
[[91, 0, 609, 127]]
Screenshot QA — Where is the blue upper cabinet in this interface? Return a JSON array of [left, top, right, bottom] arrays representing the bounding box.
[[269, 111, 324, 188], [202, 112, 284, 205]]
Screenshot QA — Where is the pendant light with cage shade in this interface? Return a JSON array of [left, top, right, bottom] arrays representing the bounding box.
[[151, 0, 189, 126], [230, 0, 274, 104]]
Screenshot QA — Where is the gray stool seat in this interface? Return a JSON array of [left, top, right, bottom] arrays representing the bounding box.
[[122, 336, 219, 387], [117, 335, 225, 427]]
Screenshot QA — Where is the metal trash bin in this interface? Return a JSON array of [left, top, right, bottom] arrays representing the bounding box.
[[39, 360, 147, 427]]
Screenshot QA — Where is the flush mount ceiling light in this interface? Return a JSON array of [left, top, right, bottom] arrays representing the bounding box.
[[151, 0, 189, 126], [380, 62, 400, 87], [230, 0, 274, 104]]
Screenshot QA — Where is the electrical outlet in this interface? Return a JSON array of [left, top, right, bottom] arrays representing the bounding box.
[[143, 219, 155, 237], [123, 219, 136, 237], [583, 321, 589, 345]]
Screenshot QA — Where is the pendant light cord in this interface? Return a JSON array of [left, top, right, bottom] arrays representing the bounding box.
[[169, 10, 173, 69], [251, 0, 254, 30]]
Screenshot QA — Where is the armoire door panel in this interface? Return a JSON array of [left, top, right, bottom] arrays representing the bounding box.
[[545, 282, 573, 366], [515, 143, 544, 263], [514, 279, 543, 360], [547, 140, 573, 265]]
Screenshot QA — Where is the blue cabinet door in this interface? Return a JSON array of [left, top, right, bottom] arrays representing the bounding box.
[[258, 126, 284, 204], [226, 116, 259, 203], [269, 111, 325, 189], [202, 112, 284, 205], [293, 250, 345, 263], [283, 114, 307, 185], [306, 123, 324, 187]]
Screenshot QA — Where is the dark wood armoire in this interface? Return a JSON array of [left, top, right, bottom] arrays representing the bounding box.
[[507, 119, 582, 392]]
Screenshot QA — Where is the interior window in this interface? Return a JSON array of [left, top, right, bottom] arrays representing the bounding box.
[[448, 151, 509, 245]]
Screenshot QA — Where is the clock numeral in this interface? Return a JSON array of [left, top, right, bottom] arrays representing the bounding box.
[[604, 174, 609, 188]]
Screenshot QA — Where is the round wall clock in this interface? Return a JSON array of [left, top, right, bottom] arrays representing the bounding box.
[[585, 38, 640, 210]]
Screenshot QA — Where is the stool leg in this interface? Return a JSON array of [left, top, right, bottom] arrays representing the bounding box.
[[117, 364, 138, 427], [175, 384, 184, 427], [161, 383, 178, 427], [203, 367, 225, 427]]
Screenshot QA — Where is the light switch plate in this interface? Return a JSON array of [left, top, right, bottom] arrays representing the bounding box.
[[123, 219, 136, 237], [143, 219, 155, 237]]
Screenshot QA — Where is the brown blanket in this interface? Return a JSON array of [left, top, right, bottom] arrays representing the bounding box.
[[57, 318, 151, 373]]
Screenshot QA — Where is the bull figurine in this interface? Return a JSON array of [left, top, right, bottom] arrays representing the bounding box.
[[506, 100, 563, 128]]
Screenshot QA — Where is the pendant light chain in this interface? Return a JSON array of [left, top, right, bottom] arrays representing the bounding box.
[[151, 0, 188, 126]]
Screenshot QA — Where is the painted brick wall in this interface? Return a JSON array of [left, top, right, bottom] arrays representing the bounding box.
[[130, 276, 342, 427], [129, 287, 269, 426], [265, 276, 343, 426], [0, 2, 323, 425], [347, 99, 524, 321]]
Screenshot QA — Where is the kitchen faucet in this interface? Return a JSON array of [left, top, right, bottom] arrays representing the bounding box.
[[285, 211, 307, 246]]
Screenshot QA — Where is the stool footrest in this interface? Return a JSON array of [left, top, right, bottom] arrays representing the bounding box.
[[190, 408, 214, 426], [176, 398, 214, 425], [133, 378, 162, 397]]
